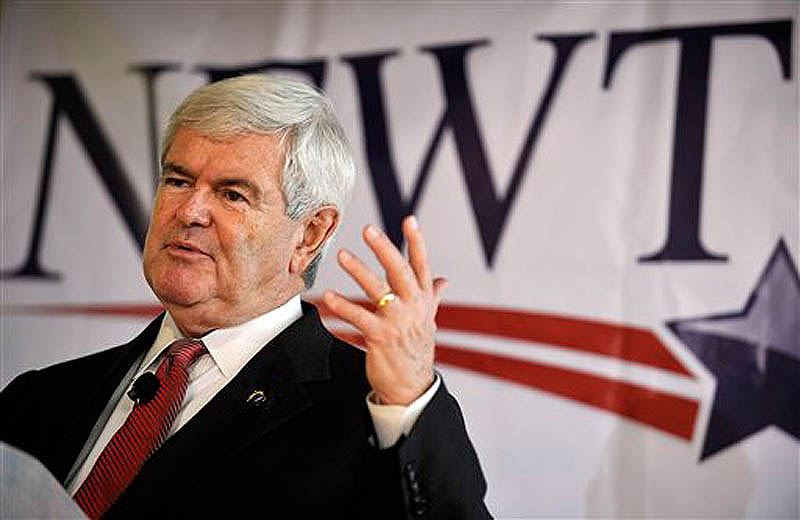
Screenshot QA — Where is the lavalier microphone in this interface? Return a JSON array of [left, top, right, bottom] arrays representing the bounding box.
[[127, 372, 160, 404]]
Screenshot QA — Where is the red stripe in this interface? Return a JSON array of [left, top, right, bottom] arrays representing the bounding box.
[[440, 304, 691, 376], [333, 331, 697, 440], [439, 344, 697, 440], [6, 303, 164, 318]]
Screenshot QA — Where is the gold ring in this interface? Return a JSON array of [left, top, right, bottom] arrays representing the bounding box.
[[376, 292, 396, 308]]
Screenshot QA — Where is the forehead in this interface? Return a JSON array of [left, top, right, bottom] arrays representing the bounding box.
[[165, 128, 285, 183]]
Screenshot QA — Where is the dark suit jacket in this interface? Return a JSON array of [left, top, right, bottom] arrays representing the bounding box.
[[0, 302, 490, 519]]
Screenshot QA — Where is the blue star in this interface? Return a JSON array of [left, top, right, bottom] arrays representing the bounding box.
[[668, 239, 800, 460]]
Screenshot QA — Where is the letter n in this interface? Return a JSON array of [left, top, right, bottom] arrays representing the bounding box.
[[2, 74, 148, 280]]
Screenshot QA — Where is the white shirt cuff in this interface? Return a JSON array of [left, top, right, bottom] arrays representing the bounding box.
[[365, 374, 441, 449]]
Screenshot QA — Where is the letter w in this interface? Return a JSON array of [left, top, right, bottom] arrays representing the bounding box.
[[343, 34, 593, 266]]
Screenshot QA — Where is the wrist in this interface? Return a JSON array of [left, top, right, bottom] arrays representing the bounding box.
[[375, 371, 435, 406]]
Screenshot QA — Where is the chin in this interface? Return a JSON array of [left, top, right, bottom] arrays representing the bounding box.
[[156, 286, 213, 308], [149, 272, 216, 309]]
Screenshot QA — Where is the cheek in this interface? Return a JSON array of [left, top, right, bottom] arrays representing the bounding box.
[[243, 223, 294, 274], [216, 208, 300, 282], [146, 198, 171, 239], [143, 214, 161, 261], [219, 223, 271, 278]]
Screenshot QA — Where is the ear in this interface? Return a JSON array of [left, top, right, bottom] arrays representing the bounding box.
[[289, 206, 340, 275]]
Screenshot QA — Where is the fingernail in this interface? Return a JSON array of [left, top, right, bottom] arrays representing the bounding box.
[[339, 249, 351, 261], [408, 215, 418, 230], [365, 225, 379, 239]]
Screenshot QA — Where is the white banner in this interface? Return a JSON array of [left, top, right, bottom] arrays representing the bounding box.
[[2, 2, 798, 518]]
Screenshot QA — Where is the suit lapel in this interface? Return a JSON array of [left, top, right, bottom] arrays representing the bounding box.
[[111, 302, 335, 513], [53, 315, 163, 482]]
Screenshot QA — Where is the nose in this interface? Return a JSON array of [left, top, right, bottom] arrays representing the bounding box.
[[176, 189, 212, 227]]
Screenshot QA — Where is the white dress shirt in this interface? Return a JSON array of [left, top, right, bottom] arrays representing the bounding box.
[[67, 295, 439, 493]]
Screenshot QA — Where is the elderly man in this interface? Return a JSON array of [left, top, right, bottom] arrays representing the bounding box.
[[0, 75, 489, 518]]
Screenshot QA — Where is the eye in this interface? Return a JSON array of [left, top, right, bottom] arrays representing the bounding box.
[[163, 176, 190, 188], [222, 189, 247, 203]]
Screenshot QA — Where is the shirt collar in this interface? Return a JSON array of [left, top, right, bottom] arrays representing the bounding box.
[[142, 295, 303, 379]]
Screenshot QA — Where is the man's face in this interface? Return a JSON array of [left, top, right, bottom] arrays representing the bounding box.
[[143, 128, 303, 333]]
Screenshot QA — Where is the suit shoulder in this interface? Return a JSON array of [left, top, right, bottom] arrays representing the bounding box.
[[0, 343, 129, 463], [328, 335, 366, 371], [327, 336, 369, 387], [2, 343, 126, 394]]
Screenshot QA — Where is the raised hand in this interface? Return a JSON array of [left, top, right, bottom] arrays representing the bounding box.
[[323, 215, 448, 405]]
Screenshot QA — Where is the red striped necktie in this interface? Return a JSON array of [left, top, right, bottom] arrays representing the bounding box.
[[73, 339, 208, 519]]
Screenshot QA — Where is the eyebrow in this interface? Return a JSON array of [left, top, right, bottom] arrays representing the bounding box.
[[162, 162, 263, 200], [162, 162, 196, 179]]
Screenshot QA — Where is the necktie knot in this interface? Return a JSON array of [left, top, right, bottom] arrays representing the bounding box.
[[167, 339, 207, 370]]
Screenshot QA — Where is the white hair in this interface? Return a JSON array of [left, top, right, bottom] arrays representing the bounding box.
[[161, 74, 356, 288]]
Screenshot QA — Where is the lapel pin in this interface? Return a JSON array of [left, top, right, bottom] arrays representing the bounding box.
[[246, 389, 268, 408]]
